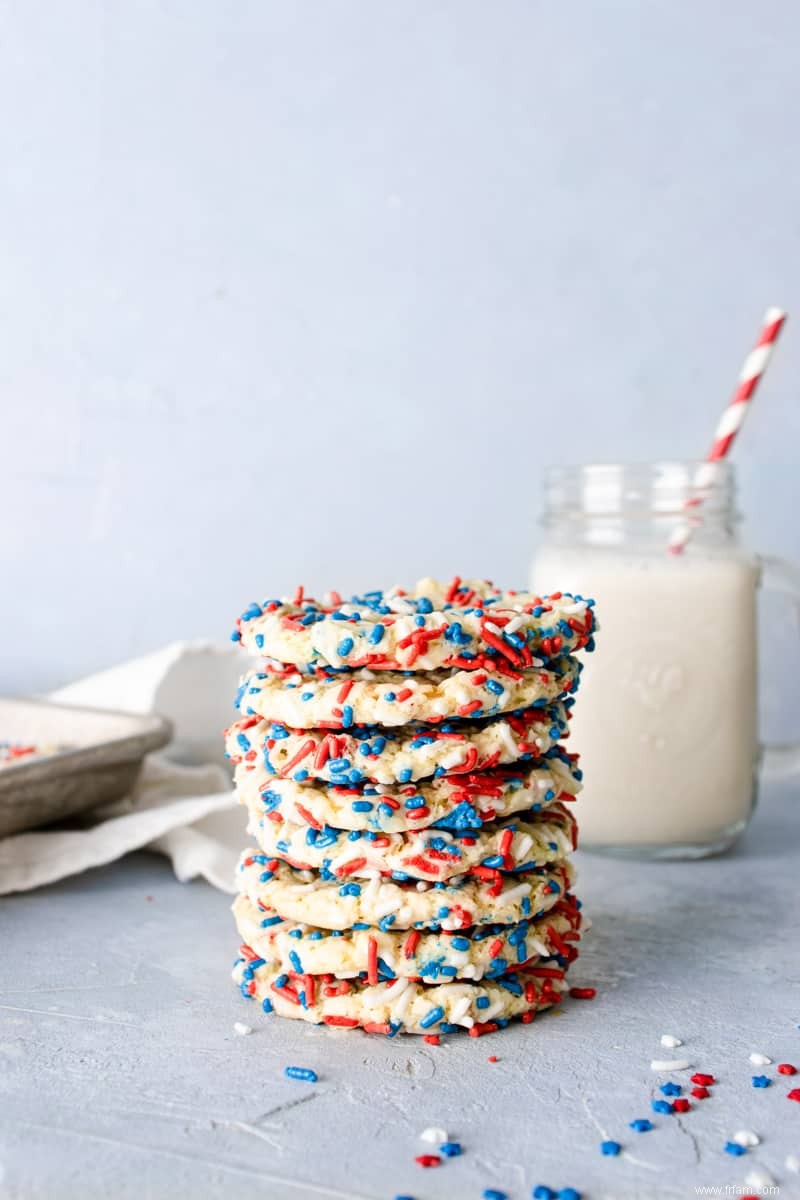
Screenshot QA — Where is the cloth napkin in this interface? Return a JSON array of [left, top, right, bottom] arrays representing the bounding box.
[[0, 642, 248, 895]]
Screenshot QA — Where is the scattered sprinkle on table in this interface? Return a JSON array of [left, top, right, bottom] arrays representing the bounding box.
[[751, 1074, 770, 1088], [629, 1119, 653, 1133], [414, 1154, 440, 1168], [233, 1022, 252, 1036], [651, 1100, 673, 1115], [487, 1055, 498, 1063], [691, 1086, 710, 1099], [724, 1141, 747, 1156], [284, 1066, 317, 1083], [558, 1190, 581, 1200], [745, 1167, 775, 1189], [568, 987, 596, 1000], [600, 1140, 621, 1156], [672, 1098, 691, 1113], [749, 1052, 771, 1066], [732, 1130, 760, 1147], [787, 1087, 800, 1102], [777, 1062, 797, 1074], [439, 1142, 462, 1157], [660, 1082, 682, 1096], [690, 1072, 715, 1086], [650, 1058, 691, 1071], [532, 1188, 554, 1200], [420, 1126, 448, 1144], [483, 1190, 508, 1200], [660, 1033, 682, 1048]]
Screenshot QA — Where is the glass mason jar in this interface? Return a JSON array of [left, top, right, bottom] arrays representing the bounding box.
[[529, 462, 800, 859]]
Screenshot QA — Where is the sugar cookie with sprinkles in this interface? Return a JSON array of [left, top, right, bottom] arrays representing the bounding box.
[[233, 891, 582, 982], [233, 951, 570, 1034], [236, 656, 582, 729], [225, 700, 571, 785], [234, 750, 581, 835], [231, 576, 597, 672], [238, 852, 574, 932], [228, 573, 597, 1038]]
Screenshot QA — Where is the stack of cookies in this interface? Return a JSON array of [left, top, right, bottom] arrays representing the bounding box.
[[226, 577, 597, 1037]]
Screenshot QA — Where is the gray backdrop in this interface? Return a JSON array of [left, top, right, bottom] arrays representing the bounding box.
[[2, 2, 799, 721]]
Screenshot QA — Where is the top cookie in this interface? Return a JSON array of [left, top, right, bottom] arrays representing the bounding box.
[[231, 576, 596, 671]]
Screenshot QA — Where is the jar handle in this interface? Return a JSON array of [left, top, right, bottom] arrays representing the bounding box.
[[760, 554, 800, 778]]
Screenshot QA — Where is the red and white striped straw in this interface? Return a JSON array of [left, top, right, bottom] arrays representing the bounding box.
[[669, 306, 787, 552]]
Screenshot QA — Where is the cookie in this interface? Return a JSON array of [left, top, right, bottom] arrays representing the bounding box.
[[225, 701, 571, 785], [235, 656, 581, 730], [233, 950, 569, 1034], [237, 851, 574, 932], [232, 890, 582, 983], [231, 576, 596, 671], [245, 799, 577, 882], [235, 752, 581, 835]]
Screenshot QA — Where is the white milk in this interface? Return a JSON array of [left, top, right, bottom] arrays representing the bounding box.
[[530, 548, 760, 851]]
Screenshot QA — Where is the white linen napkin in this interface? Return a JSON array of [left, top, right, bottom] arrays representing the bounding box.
[[0, 642, 248, 895]]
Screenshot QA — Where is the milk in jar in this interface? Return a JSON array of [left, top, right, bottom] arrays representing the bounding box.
[[530, 462, 760, 857]]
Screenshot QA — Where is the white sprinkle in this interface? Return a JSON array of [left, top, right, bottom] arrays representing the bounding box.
[[749, 1051, 772, 1066], [233, 1022, 253, 1036], [744, 1167, 774, 1189], [420, 1126, 448, 1144], [786, 1154, 800, 1173], [650, 1059, 691, 1072], [660, 1034, 682, 1049], [732, 1130, 760, 1147]]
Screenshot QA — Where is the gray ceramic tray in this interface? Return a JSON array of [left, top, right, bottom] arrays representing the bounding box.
[[0, 698, 172, 837]]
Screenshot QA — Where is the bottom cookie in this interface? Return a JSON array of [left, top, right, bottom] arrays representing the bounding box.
[[232, 949, 569, 1035]]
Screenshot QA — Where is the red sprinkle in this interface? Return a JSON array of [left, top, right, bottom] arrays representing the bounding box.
[[488, 1055, 498, 1063], [672, 1098, 691, 1113], [690, 1073, 715, 1087], [415, 1155, 441, 1168], [423, 1034, 440, 1045], [367, 936, 378, 986], [787, 1088, 800, 1102], [568, 986, 596, 1000], [690, 1086, 710, 1100], [778, 1063, 797, 1075]]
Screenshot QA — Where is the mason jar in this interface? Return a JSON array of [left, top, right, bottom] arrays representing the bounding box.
[[530, 461, 800, 859]]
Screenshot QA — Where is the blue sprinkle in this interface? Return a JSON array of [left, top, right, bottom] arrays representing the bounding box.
[[342, 705, 353, 728], [629, 1119, 653, 1132], [398, 768, 413, 783], [351, 800, 373, 812], [476, 995, 490, 1009], [293, 769, 309, 782], [483, 1191, 507, 1200], [384, 692, 396, 702], [261, 997, 273, 1013], [337, 637, 354, 657], [485, 678, 504, 695], [752, 1075, 771, 1088], [439, 1141, 462, 1157], [660, 1082, 682, 1096], [230, 630, 242, 642], [651, 1100, 673, 1115], [557, 1191, 581, 1200], [284, 1066, 318, 1083], [288, 950, 303, 973], [368, 624, 385, 645], [532, 1189, 555, 1200], [419, 1005, 444, 1029], [450, 937, 470, 951], [600, 1140, 620, 1156], [724, 1141, 747, 1156], [301, 691, 314, 701]]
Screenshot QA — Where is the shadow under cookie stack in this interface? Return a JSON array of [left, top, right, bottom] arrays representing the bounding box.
[[227, 577, 597, 1038]]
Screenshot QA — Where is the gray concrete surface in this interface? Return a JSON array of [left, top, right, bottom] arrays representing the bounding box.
[[2, 784, 799, 1199]]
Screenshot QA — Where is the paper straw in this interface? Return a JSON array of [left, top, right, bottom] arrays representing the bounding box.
[[669, 307, 787, 553]]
